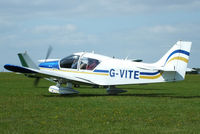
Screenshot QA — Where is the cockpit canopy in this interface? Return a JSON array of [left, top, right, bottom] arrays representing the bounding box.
[[60, 55, 100, 70], [60, 55, 79, 69]]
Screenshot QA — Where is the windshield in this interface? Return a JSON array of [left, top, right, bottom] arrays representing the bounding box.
[[60, 55, 79, 69]]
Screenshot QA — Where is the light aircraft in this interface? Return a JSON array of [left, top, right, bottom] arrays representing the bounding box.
[[4, 41, 192, 95]]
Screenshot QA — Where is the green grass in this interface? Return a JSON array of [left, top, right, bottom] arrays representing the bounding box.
[[0, 73, 200, 134]]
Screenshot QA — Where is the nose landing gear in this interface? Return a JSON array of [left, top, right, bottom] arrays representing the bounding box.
[[48, 82, 79, 94]]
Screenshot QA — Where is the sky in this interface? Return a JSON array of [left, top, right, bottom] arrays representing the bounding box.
[[0, 0, 200, 71]]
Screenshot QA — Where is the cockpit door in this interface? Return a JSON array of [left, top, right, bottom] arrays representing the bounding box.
[[77, 52, 86, 71]]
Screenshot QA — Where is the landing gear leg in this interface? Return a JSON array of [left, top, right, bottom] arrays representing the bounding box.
[[106, 86, 127, 95]]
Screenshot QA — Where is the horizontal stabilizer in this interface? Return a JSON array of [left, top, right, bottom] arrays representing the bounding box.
[[137, 65, 175, 72], [153, 66, 176, 72]]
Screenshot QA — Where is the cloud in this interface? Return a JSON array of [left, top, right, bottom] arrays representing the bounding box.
[[146, 25, 178, 33], [0, 23, 98, 48], [29, 24, 98, 46], [32, 24, 77, 34], [0, 0, 199, 20]]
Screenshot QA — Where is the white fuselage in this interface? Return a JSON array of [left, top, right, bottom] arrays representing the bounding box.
[[39, 52, 174, 86]]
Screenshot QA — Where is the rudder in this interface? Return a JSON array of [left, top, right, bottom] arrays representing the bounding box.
[[155, 41, 192, 81]]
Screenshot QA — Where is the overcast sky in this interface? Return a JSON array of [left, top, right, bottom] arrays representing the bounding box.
[[0, 0, 200, 71]]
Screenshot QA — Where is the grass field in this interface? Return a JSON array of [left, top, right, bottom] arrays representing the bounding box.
[[0, 73, 200, 134]]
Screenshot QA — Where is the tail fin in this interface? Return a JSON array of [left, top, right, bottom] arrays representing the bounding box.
[[18, 52, 39, 69], [155, 41, 192, 80]]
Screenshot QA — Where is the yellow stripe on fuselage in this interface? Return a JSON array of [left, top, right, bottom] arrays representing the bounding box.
[[140, 56, 188, 79], [167, 56, 188, 64], [39, 67, 109, 76], [140, 72, 163, 79]]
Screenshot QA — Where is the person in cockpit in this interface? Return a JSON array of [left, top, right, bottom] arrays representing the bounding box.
[[86, 59, 98, 70], [71, 59, 78, 69]]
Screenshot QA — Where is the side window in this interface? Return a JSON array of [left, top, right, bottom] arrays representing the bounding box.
[[60, 55, 79, 69], [80, 58, 100, 70], [79, 57, 88, 70]]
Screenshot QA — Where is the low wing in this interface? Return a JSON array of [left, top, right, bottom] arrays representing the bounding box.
[[5, 52, 97, 85], [4, 64, 96, 85]]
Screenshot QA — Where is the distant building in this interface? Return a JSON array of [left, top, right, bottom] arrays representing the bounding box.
[[186, 68, 200, 74], [193, 68, 200, 74]]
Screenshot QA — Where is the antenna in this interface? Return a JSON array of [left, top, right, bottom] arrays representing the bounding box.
[[125, 56, 129, 60]]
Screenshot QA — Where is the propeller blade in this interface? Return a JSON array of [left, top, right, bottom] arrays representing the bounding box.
[[45, 46, 52, 62], [34, 77, 40, 87]]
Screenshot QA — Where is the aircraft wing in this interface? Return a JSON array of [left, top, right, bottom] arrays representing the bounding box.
[[4, 64, 96, 85]]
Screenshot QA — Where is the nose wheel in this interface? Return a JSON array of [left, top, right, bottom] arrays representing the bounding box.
[[49, 82, 79, 94]]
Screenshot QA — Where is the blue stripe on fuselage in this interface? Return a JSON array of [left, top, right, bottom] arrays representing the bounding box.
[[93, 69, 109, 73], [39, 61, 59, 69], [140, 71, 160, 76]]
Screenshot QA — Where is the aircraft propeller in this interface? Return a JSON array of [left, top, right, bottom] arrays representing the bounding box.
[[34, 46, 53, 87], [34, 77, 40, 87], [45, 45, 52, 62]]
